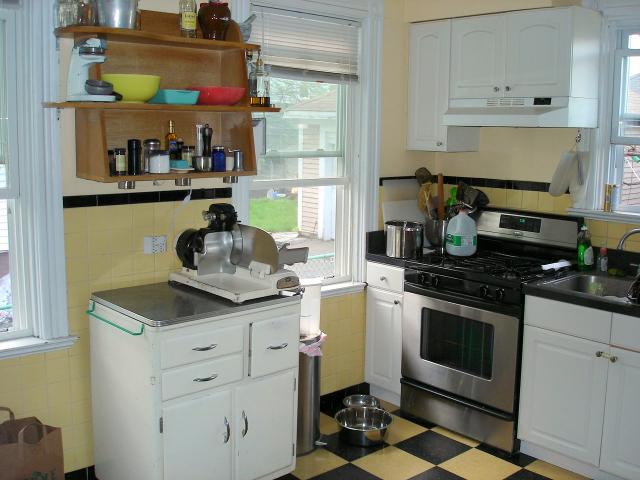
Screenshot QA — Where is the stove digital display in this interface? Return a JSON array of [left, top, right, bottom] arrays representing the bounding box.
[[499, 214, 542, 233]]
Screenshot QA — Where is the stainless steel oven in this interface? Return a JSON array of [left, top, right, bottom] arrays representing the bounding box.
[[402, 292, 520, 414]]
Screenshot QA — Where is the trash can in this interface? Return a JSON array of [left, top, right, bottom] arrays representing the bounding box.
[[297, 332, 325, 456]]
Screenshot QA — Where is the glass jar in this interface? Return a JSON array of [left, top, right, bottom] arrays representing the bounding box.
[[56, 0, 79, 28], [198, 2, 231, 40], [212, 146, 226, 172]]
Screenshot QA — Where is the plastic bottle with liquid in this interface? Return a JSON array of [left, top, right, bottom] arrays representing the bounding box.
[[577, 225, 594, 270], [445, 209, 477, 257]]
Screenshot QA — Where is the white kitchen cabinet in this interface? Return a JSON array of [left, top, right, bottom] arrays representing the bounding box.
[[505, 9, 571, 98], [450, 7, 600, 100], [90, 296, 300, 480], [163, 389, 233, 480], [520, 296, 640, 480], [518, 325, 609, 466], [450, 14, 505, 99], [600, 347, 640, 479], [407, 20, 479, 152], [365, 262, 403, 404], [236, 371, 296, 480]]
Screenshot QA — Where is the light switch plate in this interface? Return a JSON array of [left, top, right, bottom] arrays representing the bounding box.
[[143, 235, 167, 254]]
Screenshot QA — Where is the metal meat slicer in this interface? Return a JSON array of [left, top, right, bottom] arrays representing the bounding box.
[[170, 204, 309, 303]]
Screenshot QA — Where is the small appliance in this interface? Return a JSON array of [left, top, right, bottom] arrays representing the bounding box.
[[67, 38, 116, 102], [170, 203, 309, 303]]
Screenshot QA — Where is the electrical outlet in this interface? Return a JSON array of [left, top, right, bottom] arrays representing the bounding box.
[[143, 235, 167, 254]]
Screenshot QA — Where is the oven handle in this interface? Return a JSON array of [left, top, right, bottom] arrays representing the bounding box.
[[400, 378, 514, 421], [404, 283, 521, 318]]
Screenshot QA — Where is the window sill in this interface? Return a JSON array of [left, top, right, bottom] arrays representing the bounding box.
[[321, 281, 366, 298], [0, 335, 78, 360], [568, 208, 640, 225]]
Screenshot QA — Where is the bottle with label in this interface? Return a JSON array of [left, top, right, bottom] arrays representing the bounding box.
[[598, 247, 608, 273], [179, 0, 197, 38], [577, 225, 594, 270], [445, 209, 477, 257], [165, 120, 179, 160], [249, 51, 271, 107]]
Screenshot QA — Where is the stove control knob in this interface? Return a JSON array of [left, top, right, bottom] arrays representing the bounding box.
[[479, 285, 489, 298], [431, 275, 440, 288], [417, 273, 427, 285], [496, 289, 505, 302]]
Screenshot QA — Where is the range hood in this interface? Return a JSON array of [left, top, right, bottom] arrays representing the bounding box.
[[443, 96, 598, 128]]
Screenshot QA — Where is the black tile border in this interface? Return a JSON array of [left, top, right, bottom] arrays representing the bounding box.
[[379, 176, 550, 192], [62, 188, 232, 209]]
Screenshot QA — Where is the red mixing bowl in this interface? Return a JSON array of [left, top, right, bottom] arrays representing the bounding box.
[[187, 86, 245, 106]]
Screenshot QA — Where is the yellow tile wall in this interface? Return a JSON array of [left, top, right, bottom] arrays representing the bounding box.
[[0, 199, 366, 472]]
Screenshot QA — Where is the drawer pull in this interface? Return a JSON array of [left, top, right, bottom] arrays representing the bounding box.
[[223, 416, 230, 443], [241, 410, 249, 437], [267, 343, 288, 350], [193, 374, 218, 382], [379, 276, 387, 281], [192, 344, 218, 352], [596, 351, 604, 358], [610, 355, 618, 363]]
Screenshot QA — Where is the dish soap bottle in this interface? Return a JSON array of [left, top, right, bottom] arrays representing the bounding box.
[[446, 209, 477, 257], [598, 247, 608, 273], [577, 225, 594, 270]]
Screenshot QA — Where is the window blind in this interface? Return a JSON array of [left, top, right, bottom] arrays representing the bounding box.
[[249, 4, 360, 82]]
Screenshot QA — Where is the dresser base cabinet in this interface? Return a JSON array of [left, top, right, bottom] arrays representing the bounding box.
[[90, 299, 300, 480]]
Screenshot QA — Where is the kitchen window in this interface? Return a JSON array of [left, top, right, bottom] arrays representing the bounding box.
[[0, 1, 74, 358], [235, 0, 382, 288]]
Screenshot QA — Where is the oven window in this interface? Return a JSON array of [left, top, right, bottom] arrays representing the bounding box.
[[421, 309, 494, 379]]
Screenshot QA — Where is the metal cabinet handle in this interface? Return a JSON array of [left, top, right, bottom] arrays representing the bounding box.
[[192, 344, 217, 352], [596, 351, 604, 358], [393, 300, 400, 305], [493, 86, 500, 92], [505, 86, 512, 92], [596, 351, 618, 363], [223, 416, 230, 443], [267, 343, 288, 350], [241, 410, 249, 437], [379, 276, 387, 281], [436, 141, 443, 146], [193, 373, 218, 382], [610, 355, 618, 363]]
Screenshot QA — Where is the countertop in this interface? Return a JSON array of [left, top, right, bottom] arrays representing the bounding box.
[[525, 272, 640, 318], [91, 282, 300, 327]]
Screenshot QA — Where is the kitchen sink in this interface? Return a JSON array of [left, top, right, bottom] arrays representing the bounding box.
[[542, 274, 633, 301]]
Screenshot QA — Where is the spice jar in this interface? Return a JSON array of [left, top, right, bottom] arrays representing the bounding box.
[[198, 2, 231, 40], [212, 146, 226, 172], [114, 148, 127, 175]]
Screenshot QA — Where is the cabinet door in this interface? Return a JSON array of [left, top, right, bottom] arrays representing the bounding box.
[[250, 313, 299, 378], [162, 389, 232, 480], [235, 370, 296, 480], [600, 347, 640, 479], [407, 20, 450, 151], [365, 287, 402, 396], [505, 9, 571, 98], [518, 326, 608, 465], [450, 15, 505, 99]]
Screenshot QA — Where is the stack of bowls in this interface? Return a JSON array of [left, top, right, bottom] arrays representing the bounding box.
[[334, 395, 392, 447]]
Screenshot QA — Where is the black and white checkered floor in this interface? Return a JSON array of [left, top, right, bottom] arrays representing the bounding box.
[[279, 400, 588, 480]]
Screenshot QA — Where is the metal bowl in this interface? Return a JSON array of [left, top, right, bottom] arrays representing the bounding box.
[[342, 394, 381, 409], [335, 407, 392, 447]]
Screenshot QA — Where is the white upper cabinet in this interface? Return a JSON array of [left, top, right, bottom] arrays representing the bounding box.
[[449, 7, 600, 101], [450, 15, 506, 99], [505, 9, 571, 98], [407, 20, 479, 152]]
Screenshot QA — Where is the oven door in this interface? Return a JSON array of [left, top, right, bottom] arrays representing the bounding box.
[[402, 290, 519, 414]]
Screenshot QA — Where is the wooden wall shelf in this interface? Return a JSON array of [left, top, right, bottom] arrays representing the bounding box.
[[44, 102, 279, 113], [55, 10, 271, 185]]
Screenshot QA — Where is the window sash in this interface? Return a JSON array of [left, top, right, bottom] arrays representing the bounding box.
[[0, 10, 19, 199]]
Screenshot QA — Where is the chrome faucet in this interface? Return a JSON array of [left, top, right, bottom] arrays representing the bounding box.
[[617, 227, 640, 250]]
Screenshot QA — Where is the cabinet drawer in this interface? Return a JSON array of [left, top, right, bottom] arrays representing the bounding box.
[[250, 314, 299, 378], [524, 296, 611, 343], [162, 354, 243, 400], [611, 313, 640, 352], [161, 325, 243, 369], [366, 262, 404, 293]]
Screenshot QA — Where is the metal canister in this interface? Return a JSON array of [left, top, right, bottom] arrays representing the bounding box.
[[232, 149, 244, 171], [385, 220, 424, 259], [195, 124, 205, 157], [143, 139, 161, 173]]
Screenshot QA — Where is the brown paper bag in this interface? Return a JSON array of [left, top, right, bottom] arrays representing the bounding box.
[[0, 408, 64, 480]]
